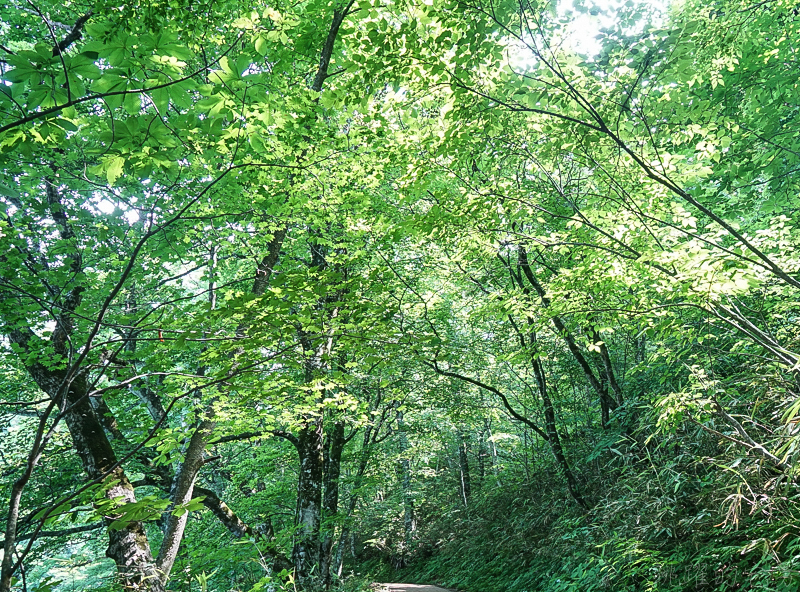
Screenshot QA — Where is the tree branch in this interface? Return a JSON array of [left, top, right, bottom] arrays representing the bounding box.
[[423, 360, 549, 441], [0, 522, 104, 548], [53, 11, 93, 56], [310, 1, 356, 92], [0, 34, 243, 135], [193, 487, 253, 539], [214, 431, 265, 445]]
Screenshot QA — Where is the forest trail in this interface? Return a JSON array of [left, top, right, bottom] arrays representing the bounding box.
[[376, 585, 455, 592]]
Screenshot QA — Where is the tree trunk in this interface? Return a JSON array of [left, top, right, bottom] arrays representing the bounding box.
[[477, 422, 488, 489], [90, 395, 125, 440], [293, 418, 324, 589], [292, 314, 330, 589], [396, 412, 415, 553], [21, 357, 164, 591], [528, 344, 587, 510], [517, 246, 617, 427], [321, 421, 345, 589], [0, 399, 56, 592], [588, 326, 624, 407], [458, 432, 471, 507], [155, 416, 214, 582]]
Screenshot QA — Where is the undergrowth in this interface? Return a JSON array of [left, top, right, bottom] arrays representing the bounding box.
[[359, 404, 800, 592]]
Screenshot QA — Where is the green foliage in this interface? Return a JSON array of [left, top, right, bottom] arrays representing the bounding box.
[[2, 0, 800, 590]]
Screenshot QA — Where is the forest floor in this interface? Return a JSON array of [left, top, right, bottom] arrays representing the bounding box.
[[374, 585, 455, 592]]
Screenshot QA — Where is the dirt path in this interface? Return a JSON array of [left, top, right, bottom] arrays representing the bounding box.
[[375, 585, 454, 592]]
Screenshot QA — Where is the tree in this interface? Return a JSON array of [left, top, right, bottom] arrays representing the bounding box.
[[4, 0, 800, 590], [0, 0, 408, 589]]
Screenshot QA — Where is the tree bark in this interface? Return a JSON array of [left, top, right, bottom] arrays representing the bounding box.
[[155, 416, 214, 582], [193, 487, 252, 538], [528, 337, 587, 509], [90, 395, 125, 440], [458, 432, 471, 507], [5, 327, 164, 592], [588, 327, 623, 407], [517, 246, 617, 426], [252, 6, 353, 587], [252, 227, 287, 296], [293, 419, 325, 588], [36, 367, 163, 590], [396, 411, 415, 553], [321, 421, 345, 589]]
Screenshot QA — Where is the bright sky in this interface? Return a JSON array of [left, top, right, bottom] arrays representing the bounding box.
[[561, 0, 668, 56]]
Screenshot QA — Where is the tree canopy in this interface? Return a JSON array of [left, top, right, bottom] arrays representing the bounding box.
[[2, 0, 800, 590]]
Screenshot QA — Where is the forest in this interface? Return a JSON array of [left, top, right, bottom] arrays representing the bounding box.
[[1, 0, 799, 590]]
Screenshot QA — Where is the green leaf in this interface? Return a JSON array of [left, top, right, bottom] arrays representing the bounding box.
[[106, 156, 125, 184], [255, 37, 267, 56]]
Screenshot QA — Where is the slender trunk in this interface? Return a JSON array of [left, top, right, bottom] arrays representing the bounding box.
[[636, 334, 646, 364], [523, 427, 531, 480], [252, 228, 287, 296], [193, 487, 253, 537], [501, 251, 588, 508], [0, 400, 57, 592], [588, 327, 623, 407], [485, 419, 501, 487], [599, 385, 611, 427], [90, 395, 125, 440], [529, 345, 587, 509], [477, 424, 487, 489], [595, 365, 613, 427], [517, 247, 616, 425], [396, 412, 415, 551], [133, 382, 166, 423], [155, 417, 214, 581], [156, 244, 218, 581], [458, 432, 471, 507], [334, 531, 347, 578], [602, 343, 623, 407]]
